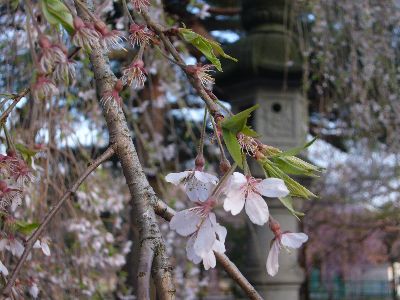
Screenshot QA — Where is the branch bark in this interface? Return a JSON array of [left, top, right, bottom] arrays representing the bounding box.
[[2, 146, 115, 296], [76, 2, 176, 299]]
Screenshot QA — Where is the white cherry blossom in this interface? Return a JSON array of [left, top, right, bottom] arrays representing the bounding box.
[[34, 237, 51, 256], [170, 198, 226, 270], [0, 260, 8, 276], [165, 170, 218, 202], [223, 172, 289, 225], [29, 283, 39, 298], [266, 232, 308, 276], [0, 236, 24, 257]]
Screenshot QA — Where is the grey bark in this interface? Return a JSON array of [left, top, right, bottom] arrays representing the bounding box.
[[76, 2, 176, 299]]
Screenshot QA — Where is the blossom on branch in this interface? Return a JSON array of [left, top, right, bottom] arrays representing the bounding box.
[[32, 75, 58, 101], [170, 197, 226, 270], [223, 172, 289, 225], [34, 237, 51, 256], [165, 170, 218, 202], [128, 23, 153, 47], [94, 21, 126, 52], [0, 180, 22, 211], [0, 260, 8, 276], [266, 232, 308, 276], [72, 17, 101, 51], [186, 64, 215, 89], [0, 235, 25, 257], [100, 80, 124, 111], [131, 0, 150, 12], [38, 35, 65, 73], [122, 60, 147, 88]]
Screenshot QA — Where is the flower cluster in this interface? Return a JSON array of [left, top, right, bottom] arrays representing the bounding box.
[[166, 161, 302, 277]]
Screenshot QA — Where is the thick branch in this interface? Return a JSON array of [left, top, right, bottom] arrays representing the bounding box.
[[76, 2, 176, 299], [150, 197, 263, 300], [2, 147, 115, 295]]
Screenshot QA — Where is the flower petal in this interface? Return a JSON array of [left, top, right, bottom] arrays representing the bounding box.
[[212, 240, 226, 254], [170, 209, 201, 236], [245, 193, 269, 225], [223, 190, 246, 215], [186, 178, 214, 202], [194, 171, 218, 184], [186, 235, 202, 264], [256, 178, 289, 198], [281, 232, 308, 249], [165, 171, 190, 185], [194, 218, 216, 257], [202, 250, 216, 270], [41, 242, 51, 256], [0, 260, 8, 276], [266, 240, 281, 276], [267, 240, 280, 276], [209, 213, 227, 244]]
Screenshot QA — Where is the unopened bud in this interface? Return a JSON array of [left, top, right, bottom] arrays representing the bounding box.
[[269, 218, 281, 235], [219, 159, 231, 174], [39, 36, 51, 49], [114, 79, 124, 92], [195, 154, 205, 170], [255, 150, 265, 161], [94, 21, 108, 35], [73, 17, 85, 30]]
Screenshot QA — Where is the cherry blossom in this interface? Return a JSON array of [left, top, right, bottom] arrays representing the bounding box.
[[28, 282, 39, 298], [170, 198, 226, 270], [122, 59, 147, 88], [34, 237, 51, 256], [38, 36, 65, 73], [131, 0, 150, 12], [0, 235, 24, 257], [266, 232, 308, 276], [128, 23, 153, 47], [94, 21, 126, 52], [0, 259, 8, 276], [186, 64, 215, 89], [100, 80, 124, 111], [31, 75, 59, 101], [223, 172, 289, 225], [0, 180, 22, 211], [72, 17, 101, 51], [165, 170, 218, 202]]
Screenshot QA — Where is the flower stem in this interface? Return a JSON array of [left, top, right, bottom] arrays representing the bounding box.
[[122, 0, 135, 23], [211, 162, 237, 198], [211, 113, 227, 162], [198, 107, 207, 156]]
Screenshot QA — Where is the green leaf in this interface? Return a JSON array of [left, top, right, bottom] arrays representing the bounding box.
[[222, 128, 243, 169], [179, 28, 237, 71], [263, 160, 316, 199], [10, 0, 19, 10], [272, 156, 321, 177], [41, 0, 74, 34], [272, 137, 317, 158], [221, 104, 259, 134], [15, 221, 39, 235], [241, 125, 260, 138], [279, 196, 305, 220]]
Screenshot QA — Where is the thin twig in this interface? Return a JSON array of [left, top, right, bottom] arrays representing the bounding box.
[[0, 89, 29, 125], [2, 147, 115, 295], [141, 11, 220, 118]]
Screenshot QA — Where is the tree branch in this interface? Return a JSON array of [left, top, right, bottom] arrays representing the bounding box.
[[76, 2, 176, 299], [2, 146, 115, 296]]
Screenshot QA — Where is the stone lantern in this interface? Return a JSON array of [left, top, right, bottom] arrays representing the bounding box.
[[216, 0, 308, 299]]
